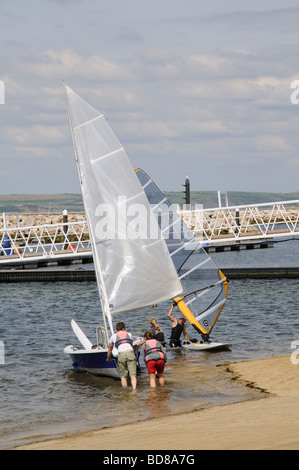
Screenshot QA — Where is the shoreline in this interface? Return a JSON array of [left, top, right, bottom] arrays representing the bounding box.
[[12, 354, 299, 450]]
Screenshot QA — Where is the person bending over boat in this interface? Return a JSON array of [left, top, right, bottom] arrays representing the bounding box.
[[168, 303, 192, 347], [107, 322, 137, 390], [137, 331, 166, 388]]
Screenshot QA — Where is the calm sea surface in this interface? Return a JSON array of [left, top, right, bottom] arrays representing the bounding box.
[[0, 239, 298, 449]]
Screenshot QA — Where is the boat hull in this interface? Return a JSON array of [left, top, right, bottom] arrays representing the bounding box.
[[64, 345, 120, 378]]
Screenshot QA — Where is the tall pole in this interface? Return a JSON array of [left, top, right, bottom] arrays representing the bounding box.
[[63, 209, 68, 250], [64, 82, 114, 338], [183, 176, 190, 205]]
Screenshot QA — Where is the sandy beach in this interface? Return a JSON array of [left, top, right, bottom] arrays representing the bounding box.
[[12, 354, 299, 450]]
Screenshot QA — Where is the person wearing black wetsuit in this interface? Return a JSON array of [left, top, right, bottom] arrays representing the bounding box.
[[168, 303, 192, 347]]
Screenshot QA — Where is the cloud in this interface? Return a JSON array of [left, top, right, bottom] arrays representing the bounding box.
[[1, 2, 299, 194], [11, 49, 135, 82], [47, 0, 82, 4], [2, 43, 297, 192]]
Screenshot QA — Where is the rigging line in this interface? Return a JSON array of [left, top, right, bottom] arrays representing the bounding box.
[[133, 305, 157, 336]]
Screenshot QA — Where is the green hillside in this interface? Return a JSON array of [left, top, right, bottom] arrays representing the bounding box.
[[0, 190, 298, 213], [165, 190, 299, 208], [0, 194, 83, 213]]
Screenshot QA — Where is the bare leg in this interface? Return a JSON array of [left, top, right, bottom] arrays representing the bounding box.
[[131, 375, 137, 390], [121, 377, 128, 387], [157, 373, 165, 386], [149, 373, 157, 388]]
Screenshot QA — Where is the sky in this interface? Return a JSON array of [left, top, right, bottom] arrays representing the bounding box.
[[1, 0, 299, 195]]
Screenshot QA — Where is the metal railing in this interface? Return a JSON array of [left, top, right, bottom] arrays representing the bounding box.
[[0, 219, 91, 263], [179, 200, 299, 244], [0, 199, 298, 264]]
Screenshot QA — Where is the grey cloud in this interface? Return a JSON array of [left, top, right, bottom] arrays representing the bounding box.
[[1, 1, 299, 193]]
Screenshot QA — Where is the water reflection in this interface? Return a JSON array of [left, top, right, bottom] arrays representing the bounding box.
[[143, 387, 172, 417]]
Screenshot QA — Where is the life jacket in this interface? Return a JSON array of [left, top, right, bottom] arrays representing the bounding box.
[[144, 339, 165, 363], [115, 330, 133, 350]]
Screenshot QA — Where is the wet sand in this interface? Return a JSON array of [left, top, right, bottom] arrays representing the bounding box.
[[13, 355, 299, 450]]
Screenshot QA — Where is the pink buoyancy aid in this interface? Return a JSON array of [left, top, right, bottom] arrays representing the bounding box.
[[115, 330, 133, 350], [144, 339, 164, 362]]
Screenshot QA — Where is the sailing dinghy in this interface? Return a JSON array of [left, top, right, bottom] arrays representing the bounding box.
[[63, 85, 183, 378], [136, 169, 231, 351]]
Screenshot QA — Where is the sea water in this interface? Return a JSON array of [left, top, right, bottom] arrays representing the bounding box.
[[0, 238, 298, 449]]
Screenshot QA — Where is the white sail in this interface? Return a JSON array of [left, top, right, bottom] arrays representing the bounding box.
[[136, 168, 227, 340], [64, 84, 182, 319]]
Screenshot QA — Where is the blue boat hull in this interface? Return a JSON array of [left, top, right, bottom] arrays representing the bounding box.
[[64, 346, 119, 378]]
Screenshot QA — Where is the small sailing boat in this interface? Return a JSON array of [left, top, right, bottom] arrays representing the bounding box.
[[136, 169, 231, 351], [63, 84, 183, 378]]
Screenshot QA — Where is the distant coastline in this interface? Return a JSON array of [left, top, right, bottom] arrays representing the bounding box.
[[0, 190, 298, 213]]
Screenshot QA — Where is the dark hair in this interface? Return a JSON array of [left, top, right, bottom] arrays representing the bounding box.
[[116, 322, 125, 331], [144, 331, 154, 340]]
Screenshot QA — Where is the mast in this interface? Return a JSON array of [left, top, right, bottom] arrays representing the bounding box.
[[64, 83, 114, 338]]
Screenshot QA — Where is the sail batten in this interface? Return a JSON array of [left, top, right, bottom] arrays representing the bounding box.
[[169, 239, 198, 257], [65, 85, 183, 319], [91, 147, 123, 164], [179, 258, 210, 280], [161, 218, 182, 234], [184, 278, 225, 305], [151, 197, 168, 211], [74, 114, 104, 130]]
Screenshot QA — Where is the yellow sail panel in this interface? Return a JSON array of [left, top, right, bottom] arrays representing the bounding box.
[[174, 270, 228, 338], [173, 296, 206, 335], [219, 269, 228, 303]]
